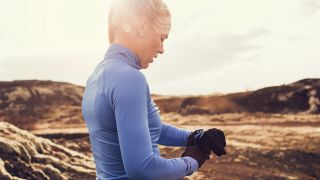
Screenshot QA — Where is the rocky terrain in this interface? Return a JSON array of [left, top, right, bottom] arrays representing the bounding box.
[[0, 122, 95, 180], [0, 79, 320, 179], [43, 113, 320, 180], [162, 113, 320, 179]]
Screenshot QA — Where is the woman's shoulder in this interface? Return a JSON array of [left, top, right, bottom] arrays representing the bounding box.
[[120, 66, 145, 79]]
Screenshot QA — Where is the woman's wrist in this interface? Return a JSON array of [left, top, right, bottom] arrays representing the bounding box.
[[181, 156, 199, 176], [187, 129, 204, 146]]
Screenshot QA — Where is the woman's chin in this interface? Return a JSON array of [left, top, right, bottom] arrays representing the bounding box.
[[143, 60, 153, 69], [141, 63, 150, 69]]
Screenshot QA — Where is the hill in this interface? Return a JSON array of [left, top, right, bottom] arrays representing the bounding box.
[[155, 78, 320, 115], [0, 80, 84, 130], [0, 79, 319, 131]]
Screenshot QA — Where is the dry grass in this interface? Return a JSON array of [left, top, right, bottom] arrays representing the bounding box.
[[45, 112, 320, 179]]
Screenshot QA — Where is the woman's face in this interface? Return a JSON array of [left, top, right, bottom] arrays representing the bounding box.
[[136, 23, 169, 69]]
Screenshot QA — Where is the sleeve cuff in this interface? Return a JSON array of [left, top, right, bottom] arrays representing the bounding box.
[[185, 130, 193, 146], [181, 156, 199, 176]]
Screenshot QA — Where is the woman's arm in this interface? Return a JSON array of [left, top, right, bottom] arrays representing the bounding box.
[[112, 70, 198, 180], [158, 123, 192, 147]]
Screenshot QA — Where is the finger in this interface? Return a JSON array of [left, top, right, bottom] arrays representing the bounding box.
[[206, 134, 224, 146], [216, 129, 226, 146], [216, 130, 226, 147], [207, 133, 226, 148], [212, 144, 226, 156], [218, 146, 226, 156], [216, 150, 225, 157]]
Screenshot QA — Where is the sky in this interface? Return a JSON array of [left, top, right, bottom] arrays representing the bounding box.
[[0, 0, 319, 95]]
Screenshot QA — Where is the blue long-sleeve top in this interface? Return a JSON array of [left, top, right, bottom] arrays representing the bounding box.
[[81, 43, 199, 180]]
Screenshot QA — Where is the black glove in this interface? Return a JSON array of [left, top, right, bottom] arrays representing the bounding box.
[[188, 128, 227, 157], [181, 145, 210, 168]]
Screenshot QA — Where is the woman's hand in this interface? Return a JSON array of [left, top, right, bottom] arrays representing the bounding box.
[[181, 145, 210, 168], [187, 128, 227, 157]]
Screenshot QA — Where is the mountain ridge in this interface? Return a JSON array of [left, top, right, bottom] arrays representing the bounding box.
[[0, 78, 319, 130]]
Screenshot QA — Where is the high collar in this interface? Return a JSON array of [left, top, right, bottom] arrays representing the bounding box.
[[104, 43, 141, 70]]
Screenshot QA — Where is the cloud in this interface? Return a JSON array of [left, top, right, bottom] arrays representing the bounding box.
[[1, 0, 319, 95], [300, 0, 320, 15], [144, 30, 268, 84], [0, 53, 102, 86]]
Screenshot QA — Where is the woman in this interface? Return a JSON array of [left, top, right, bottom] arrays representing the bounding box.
[[82, 0, 226, 179]]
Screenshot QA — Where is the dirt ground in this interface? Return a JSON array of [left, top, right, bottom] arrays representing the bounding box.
[[46, 113, 320, 180]]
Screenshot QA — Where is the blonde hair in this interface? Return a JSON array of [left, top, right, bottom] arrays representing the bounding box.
[[108, 0, 171, 43]]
